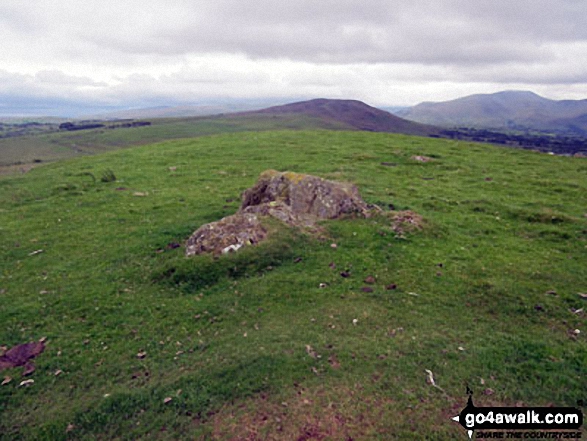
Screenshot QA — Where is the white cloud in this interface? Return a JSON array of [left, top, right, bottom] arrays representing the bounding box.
[[0, 0, 586, 114]]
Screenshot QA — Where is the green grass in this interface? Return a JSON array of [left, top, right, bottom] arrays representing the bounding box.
[[0, 130, 586, 439], [0, 114, 352, 168]]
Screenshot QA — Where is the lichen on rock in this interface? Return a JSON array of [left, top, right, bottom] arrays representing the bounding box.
[[185, 170, 377, 256], [185, 212, 267, 256], [240, 169, 372, 221]]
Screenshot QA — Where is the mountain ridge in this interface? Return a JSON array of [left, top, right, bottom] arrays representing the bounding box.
[[396, 90, 587, 135]]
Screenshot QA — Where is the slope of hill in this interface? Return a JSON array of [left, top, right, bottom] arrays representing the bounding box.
[[0, 113, 352, 171], [397, 90, 587, 135], [1, 130, 585, 439], [0, 99, 438, 172], [249, 98, 439, 136]]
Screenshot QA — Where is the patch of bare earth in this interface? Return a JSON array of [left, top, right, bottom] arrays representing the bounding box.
[[200, 383, 470, 440], [202, 386, 397, 440]]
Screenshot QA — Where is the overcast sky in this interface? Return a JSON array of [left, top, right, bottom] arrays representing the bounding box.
[[1, 0, 586, 116]]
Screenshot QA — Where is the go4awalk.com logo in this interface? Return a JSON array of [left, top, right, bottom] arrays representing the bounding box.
[[451, 389, 583, 439]]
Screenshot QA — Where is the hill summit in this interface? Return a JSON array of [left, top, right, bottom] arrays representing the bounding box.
[[247, 98, 438, 136]]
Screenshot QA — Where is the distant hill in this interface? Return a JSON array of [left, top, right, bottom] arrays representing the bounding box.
[[88, 105, 231, 119], [246, 98, 439, 137], [0, 116, 69, 124], [0, 98, 439, 170], [396, 91, 587, 135], [85, 102, 283, 120]]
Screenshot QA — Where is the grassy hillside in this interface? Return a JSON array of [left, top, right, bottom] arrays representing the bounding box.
[[0, 114, 352, 170], [0, 130, 586, 439]]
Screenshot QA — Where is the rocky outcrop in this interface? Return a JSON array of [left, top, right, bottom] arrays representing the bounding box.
[[185, 212, 267, 256], [240, 170, 371, 222], [185, 170, 376, 256]]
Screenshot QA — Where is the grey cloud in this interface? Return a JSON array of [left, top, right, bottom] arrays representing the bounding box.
[[1, 0, 587, 112], [164, 66, 269, 85], [0, 69, 109, 102], [5, 1, 587, 67], [0, 3, 40, 33], [34, 70, 108, 87], [0, 69, 186, 116], [82, 0, 587, 66]]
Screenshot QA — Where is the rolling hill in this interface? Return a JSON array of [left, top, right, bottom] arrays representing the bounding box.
[[396, 90, 587, 135], [247, 98, 439, 136], [0, 98, 439, 171]]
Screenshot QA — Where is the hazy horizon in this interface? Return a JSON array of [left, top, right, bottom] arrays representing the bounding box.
[[4, 89, 587, 120], [2, 1, 587, 117]]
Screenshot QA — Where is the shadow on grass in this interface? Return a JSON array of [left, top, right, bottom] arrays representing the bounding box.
[[152, 221, 310, 294]]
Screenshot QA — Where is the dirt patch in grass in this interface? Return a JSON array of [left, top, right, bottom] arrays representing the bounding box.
[[0, 340, 45, 376], [204, 385, 393, 440], [204, 384, 566, 440]]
